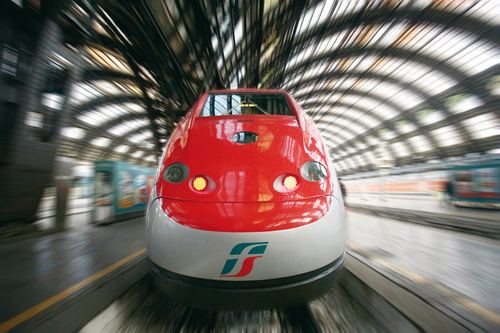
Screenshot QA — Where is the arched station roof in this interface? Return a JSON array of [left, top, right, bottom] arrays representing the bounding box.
[[50, 0, 500, 173]]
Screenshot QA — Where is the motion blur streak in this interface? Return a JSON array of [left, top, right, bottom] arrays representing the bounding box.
[[346, 240, 500, 325], [0, 248, 145, 333]]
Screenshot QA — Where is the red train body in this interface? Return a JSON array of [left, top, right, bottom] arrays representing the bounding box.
[[146, 89, 346, 309]]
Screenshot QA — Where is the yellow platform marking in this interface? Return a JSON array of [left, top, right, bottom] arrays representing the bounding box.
[[0, 248, 146, 333], [346, 240, 500, 326]]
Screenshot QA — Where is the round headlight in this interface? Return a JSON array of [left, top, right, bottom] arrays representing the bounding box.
[[163, 163, 189, 183], [283, 174, 299, 190], [192, 176, 208, 191], [189, 174, 216, 194], [273, 173, 301, 193], [300, 161, 328, 182]]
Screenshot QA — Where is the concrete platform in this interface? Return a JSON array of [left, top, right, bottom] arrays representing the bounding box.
[[0, 218, 147, 333], [346, 210, 500, 332], [347, 193, 500, 221]]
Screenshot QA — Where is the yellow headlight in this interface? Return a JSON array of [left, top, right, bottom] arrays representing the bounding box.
[[283, 175, 299, 189], [193, 176, 208, 191]]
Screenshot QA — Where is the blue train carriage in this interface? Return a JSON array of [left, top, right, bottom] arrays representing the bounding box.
[[94, 161, 156, 224], [450, 157, 500, 209]]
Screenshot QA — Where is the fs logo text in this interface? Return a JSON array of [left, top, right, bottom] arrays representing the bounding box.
[[220, 242, 268, 277]]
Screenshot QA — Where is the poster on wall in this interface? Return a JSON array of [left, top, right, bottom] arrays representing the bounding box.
[[474, 168, 499, 199], [119, 172, 134, 208], [133, 174, 147, 205], [455, 170, 472, 198]]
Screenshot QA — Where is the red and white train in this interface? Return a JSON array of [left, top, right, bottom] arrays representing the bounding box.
[[145, 89, 346, 310]]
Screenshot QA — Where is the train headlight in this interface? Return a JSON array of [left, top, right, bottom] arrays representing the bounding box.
[[164, 163, 189, 183], [193, 176, 208, 191], [273, 173, 301, 193], [283, 175, 299, 190], [300, 161, 328, 182], [190, 175, 216, 194]]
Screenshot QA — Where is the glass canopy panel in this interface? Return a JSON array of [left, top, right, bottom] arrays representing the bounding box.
[[462, 113, 500, 140], [294, 85, 316, 97], [335, 130, 356, 140], [361, 22, 403, 47], [370, 58, 458, 95], [80, 104, 142, 127], [417, 109, 446, 125], [329, 77, 358, 92], [315, 117, 367, 135], [313, 107, 382, 128], [396, 122, 417, 134], [41, 93, 64, 111], [329, 95, 399, 119], [399, 24, 455, 57], [319, 127, 350, 143], [85, 46, 132, 74], [380, 130, 396, 141], [407, 135, 433, 153], [296, 0, 361, 35], [322, 132, 342, 144], [355, 142, 367, 150], [431, 126, 464, 147], [61, 127, 86, 140], [467, 1, 500, 25], [329, 127, 356, 141], [128, 131, 153, 144], [322, 137, 342, 150], [391, 141, 411, 157], [91, 81, 127, 96], [141, 142, 155, 150], [131, 151, 144, 158], [346, 146, 356, 154], [364, 151, 376, 163], [217, 18, 243, 70], [144, 155, 156, 162], [346, 157, 359, 168], [354, 155, 366, 166], [347, 79, 425, 109], [25, 112, 42, 128], [78, 110, 116, 126], [449, 40, 500, 76], [108, 119, 148, 136], [90, 137, 111, 147], [72, 83, 104, 105], [447, 95, 484, 114], [285, 63, 331, 89], [114, 145, 130, 153], [123, 103, 146, 113], [401, 24, 500, 75]]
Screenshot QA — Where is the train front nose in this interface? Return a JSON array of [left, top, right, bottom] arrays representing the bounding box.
[[146, 196, 345, 309]]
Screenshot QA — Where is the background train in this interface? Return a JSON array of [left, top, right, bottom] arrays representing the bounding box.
[[93, 161, 156, 224], [146, 89, 346, 310], [343, 155, 500, 209]]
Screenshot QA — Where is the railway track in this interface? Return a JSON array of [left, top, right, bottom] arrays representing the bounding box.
[[80, 275, 385, 332]]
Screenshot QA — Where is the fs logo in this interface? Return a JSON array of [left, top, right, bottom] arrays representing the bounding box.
[[220, 242, 268, 277]]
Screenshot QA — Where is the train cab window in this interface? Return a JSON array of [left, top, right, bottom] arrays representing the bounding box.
[[200, 93, 294, 117]]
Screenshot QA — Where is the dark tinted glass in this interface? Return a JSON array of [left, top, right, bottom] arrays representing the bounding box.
[[232, 132, 259, 144], [200, 93, 293, 117]]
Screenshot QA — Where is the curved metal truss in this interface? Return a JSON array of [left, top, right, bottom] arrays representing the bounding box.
[[54, 0, 500, 173]]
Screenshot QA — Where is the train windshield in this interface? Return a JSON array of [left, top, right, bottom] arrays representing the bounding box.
[[200, 93, 294, 117]]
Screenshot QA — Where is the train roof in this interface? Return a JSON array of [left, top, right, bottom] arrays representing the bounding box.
[[205, 88, 288, 94]]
